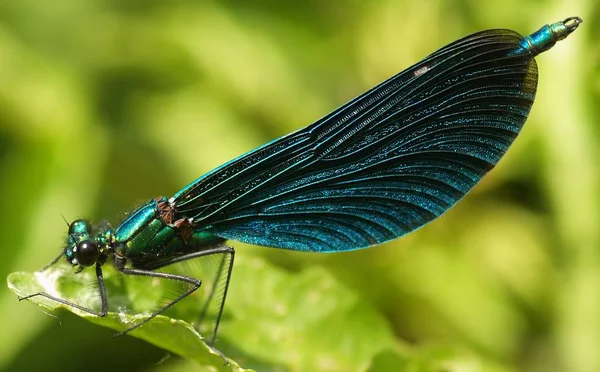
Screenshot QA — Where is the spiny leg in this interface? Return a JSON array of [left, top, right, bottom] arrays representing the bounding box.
[[19, 263, 108, 317], [112, 268, 201, 337], [137, 245, 235, 365], [38, 251, 65, 272], [197, 250, 228, 328], [131, 245, 235, 346]]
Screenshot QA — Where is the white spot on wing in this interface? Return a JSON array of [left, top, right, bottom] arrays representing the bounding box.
[[414, 66, 429, 76]]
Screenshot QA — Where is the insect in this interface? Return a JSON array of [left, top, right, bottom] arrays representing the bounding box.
[[19, 17, 582, 346]]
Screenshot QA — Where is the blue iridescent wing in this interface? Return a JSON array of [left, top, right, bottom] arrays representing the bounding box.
[[172, 29, 538, 252]]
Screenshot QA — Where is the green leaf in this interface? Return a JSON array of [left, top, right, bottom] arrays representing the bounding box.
[[7, 249, 500, 371], [366, 349, 412, 371], [6, 266, 251, 372], [219, 255, 400, 371]]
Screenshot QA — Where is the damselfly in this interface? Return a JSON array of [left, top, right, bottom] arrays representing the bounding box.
[[18, 17, 582, 346]]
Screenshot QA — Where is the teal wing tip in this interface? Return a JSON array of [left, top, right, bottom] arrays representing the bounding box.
[[519, 16, 582, 57], [550, 16, 583, 40], [562, 16, 583, 31]]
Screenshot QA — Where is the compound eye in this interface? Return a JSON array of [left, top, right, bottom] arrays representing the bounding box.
[[75, 240, 99, 267], [69, 220, 92, 236]]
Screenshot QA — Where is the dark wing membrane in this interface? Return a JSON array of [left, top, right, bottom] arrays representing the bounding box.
[[172, 29, 538, 252]]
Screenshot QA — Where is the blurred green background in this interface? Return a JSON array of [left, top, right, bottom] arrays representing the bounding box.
[[1, 0, 599, 371]]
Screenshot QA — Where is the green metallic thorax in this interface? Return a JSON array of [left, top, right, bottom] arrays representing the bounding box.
[[112, 197, 223, 267]]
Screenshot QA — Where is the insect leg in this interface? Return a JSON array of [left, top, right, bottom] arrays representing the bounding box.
[[19, 263, 108, 317], [122, 245, 235, 346], [115, 245, 234, 345], [38, 251, 65, 272]]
